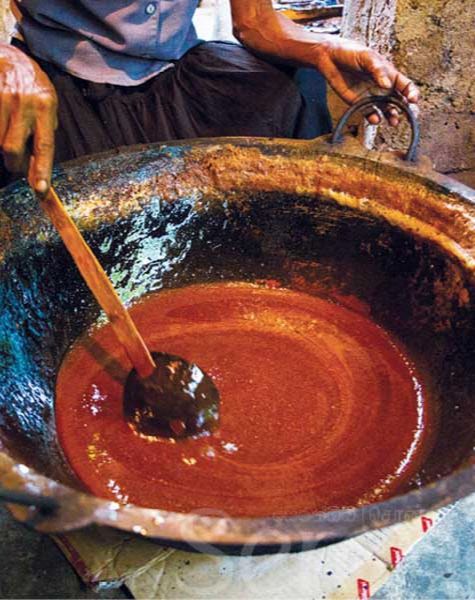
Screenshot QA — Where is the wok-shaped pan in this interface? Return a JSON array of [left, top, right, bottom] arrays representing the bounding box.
[[0, 98, 474, 554]]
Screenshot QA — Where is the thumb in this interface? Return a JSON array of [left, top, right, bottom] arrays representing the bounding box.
[[30, 121, 55, 194]]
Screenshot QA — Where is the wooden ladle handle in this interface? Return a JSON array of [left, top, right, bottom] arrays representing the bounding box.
[[39, 187, 156, 379]]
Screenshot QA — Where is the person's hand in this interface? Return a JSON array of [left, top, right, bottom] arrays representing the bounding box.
[[0, 44, 57, 193], [314, 37, 420, 125]]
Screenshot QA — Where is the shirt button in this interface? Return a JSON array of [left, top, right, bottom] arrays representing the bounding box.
[[145, 2, 156, 15]]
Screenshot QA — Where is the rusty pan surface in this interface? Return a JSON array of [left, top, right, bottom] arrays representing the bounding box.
[[0, 130, 474, 553]]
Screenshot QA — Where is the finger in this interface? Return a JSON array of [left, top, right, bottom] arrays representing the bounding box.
[[359, 52, 394, 90], [30, 110, 56, 193], [360, 102, 384, 125], [0, 94, 12, 145], [363, 107, 382, 125], [318, 57, 360, 105], [367, 111, 381, 125], [392, 72, 420, 104], [384, 106, 400, 127], [359, 52, 420, 106], [2, 112, 32, 173]]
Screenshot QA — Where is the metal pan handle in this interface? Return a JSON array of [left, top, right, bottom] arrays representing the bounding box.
[[331, 94, 420, 162]]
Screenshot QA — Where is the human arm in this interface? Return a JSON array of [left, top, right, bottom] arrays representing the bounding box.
[[230, 0, 420, 125], [0, 43, 57, 192]]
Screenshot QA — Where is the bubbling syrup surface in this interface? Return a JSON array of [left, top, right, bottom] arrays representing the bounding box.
[[56, 282, 431, 516]]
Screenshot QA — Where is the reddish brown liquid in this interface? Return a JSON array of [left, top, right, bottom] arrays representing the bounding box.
[[56, 282, 431, 517]]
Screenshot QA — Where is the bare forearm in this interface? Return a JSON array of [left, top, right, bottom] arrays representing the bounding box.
[[231, 0, 333, 67], [230, 0, 419, 115]]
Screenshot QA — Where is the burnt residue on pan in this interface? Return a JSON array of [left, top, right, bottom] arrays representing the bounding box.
[[0, 139, 474, 548]]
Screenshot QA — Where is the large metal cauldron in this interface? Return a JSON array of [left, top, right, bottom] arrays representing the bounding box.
[[0, 101, 474, 554]]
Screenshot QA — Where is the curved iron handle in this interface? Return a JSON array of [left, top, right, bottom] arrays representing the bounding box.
[[0, 486, 58, 515], [331, 95, 420, 162]]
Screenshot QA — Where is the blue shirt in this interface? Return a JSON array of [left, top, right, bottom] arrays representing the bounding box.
[[12, 1, 200, 86]]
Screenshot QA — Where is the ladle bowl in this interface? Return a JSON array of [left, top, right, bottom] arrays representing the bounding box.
[[124, 351, 220, 438], [0, 98, 474, 554]]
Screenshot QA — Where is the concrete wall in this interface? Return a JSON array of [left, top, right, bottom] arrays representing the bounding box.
[[342, 0, 396, 55], [341, 0, 475, 186], [393, 0, 475, 185], [0, 2, 13, 41]]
